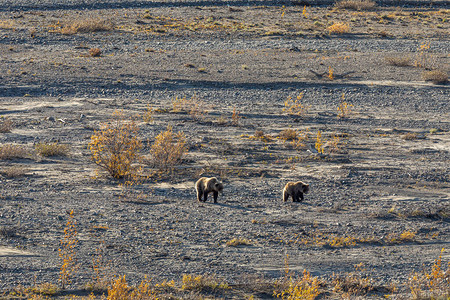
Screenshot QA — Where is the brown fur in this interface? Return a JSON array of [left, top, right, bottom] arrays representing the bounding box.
[[283, 181, 309, 202], [195, 177, 224, 203]]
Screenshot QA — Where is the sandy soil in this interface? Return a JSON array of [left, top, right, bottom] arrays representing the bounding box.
[[0, 1, 449, 298]]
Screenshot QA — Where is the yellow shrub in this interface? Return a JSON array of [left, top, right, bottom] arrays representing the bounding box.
[[89, 112, 142, 179], [283, 92, 309, 116], [150, 125, 187, 172], [274, 270, 320, 300], [327, 23, 350, 34], [59, 210, 78, 289]]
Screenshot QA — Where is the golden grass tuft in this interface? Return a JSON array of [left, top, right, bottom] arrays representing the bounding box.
[[327, 23, 350, 34], [0, 144, 29, 160], [59, 18, 114, 35], [225, 238, 252, 247], [422, 70, 448, 84], [35, 142, 69, 157], [385, 56, 412, 67]]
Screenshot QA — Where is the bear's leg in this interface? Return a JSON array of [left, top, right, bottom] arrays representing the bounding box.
[[283, 191, 289, 202], [203, 191, 208, 202], [197, 189, 203, 202], [213, 191, 218, 203], [299, 192, 304, 202]]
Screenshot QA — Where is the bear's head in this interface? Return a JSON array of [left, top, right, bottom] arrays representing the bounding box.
[[214, 181, 224, 192], [302, 183, 309, 194]]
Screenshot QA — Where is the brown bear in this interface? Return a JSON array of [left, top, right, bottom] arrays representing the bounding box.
[[283, 181, 309, 202], [195, 177, 224, 203]]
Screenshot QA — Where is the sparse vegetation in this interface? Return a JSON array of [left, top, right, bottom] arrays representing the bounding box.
[[89, 112, 142, 179], [337, 93, 353, 118], [35, 142, 69, 157]]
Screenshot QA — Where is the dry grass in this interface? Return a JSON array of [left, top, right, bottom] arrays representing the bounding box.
[[332, 264, 374, 298], [0, 20, 15, 29], [385, 56, 412, 67], [0, 117, 13, 133], [35, 142, 69, 157], [0, 166, 27, 178], [0, 144, 29, 160], [422, 70, 448, 84], [327, 23, 350, 34], [279, 129, 298, 141], [334, 0, 377, 11], [181, 274, 229, 292], [402, 132, 419, 140], [59, 18, 114, 35]]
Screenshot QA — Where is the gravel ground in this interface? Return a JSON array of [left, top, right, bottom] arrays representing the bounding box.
[[0, 0, 449, 298]]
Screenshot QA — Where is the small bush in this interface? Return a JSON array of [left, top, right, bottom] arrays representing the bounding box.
[[59, 18, 114, 35], [327, 23, 350, 34], [337, 93, 353, 118], [0, 144, 29, 160], [35, 142, 69, 157], [334, 0, 376, 10], [283, 92, 309, 116], [231, 107, 241, 126], [149, 125, 187, 172], [279, 129, 298, 141], [422, 70, 448, 84], [226, 238, 252, 247], [89, 48, 102, 57], [408, 248, 449, 299], [274, 270, 320, 300], [385, 56, 411, 67], [89, 112, 142, 179], [0, 117, 13, 133], [107, 275, 158, 300]]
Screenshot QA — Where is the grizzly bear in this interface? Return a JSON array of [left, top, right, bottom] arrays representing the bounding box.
[[283, 181, 309, 202], [195, 177, 224, 203]]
